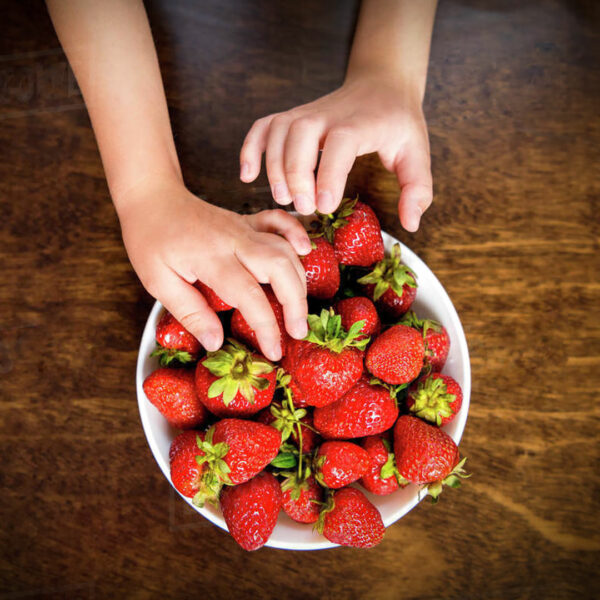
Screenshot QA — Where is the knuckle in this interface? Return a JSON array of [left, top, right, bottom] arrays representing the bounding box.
[[327, 124, 355, 140], [179, 310, 208, 333], [289, 116, 319, 134]]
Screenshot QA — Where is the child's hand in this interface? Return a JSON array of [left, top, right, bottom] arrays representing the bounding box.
[[117, 179, 311, 361], [240, 76, 433, 232]]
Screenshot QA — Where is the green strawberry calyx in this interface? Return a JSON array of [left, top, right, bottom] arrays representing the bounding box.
[[357, 243, 417, 301], [192, 429, 231, 508], [314, 490, 336, 534], [305, 308, 370, 353], [424, 457, 471, 504], [398, 310, 442, 339], [409, 376, 456, 426], [379, 438, 409, 486], [279, 459, 313, 501], [369, 377, 409, 401], [150, 343, 194, 367], [202, 339, 273, 406], [314, 196, 358, 244]]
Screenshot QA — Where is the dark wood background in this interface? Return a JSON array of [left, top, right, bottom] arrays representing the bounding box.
[[1, 1, 598, 598]]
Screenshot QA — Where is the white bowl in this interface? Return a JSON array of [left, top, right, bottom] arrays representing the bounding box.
[[136, 231, 471, 550]]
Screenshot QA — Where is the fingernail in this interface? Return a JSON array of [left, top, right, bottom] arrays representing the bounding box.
[[409, 206, 422, 232], [272, 182, 289, 202], [298, 238, 312, 255], [294, 194, 313, 215], [203, 332, 221, 352], [292, 320, 308, 339], [240, 162, 251, 180], [317, 190, 334, 213], [269, 343, 282, 362]]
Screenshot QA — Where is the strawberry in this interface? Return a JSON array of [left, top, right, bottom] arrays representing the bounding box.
[[358, 243, 417, 318], [230, 285, 290, 354], [316, 487, 385, 548], [313, 378, 398, 439], [143, 367, 208, 429], [192, 418, 282, 506], [359, 434, 404, 496], [334, 296, 380, 340], [301, 237, 340, 299], [169, 430, 206, 498], [152, 311, 201, 366], [194, 281, 232, 312], [399, 311, 450, 372], [406, 373, 463, 426], [318, 197, 384, 266], [281, 474, 323, 524], [393, 415, 469, 501], [195, 339, 275, 417], [365, 324, 424, 385], [220, 471, 282, 551], [257, 406, 320, 454], [314, 441, 370, 489], [280, 339, 312, 407], [289, 309, 368, 408]]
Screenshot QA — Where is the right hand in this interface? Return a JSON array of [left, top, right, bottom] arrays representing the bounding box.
[[116, 178, 312, 361]]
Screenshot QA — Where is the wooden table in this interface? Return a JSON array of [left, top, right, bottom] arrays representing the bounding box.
[[1, 1, 598, 598]]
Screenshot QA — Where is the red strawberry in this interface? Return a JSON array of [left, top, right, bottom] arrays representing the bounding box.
[[194, 281, 232, 312], [195, 340, 275, 417], [280, 339, 312, 407], [365, 324, 424, 385], [358, 243, 417, 318], [334, 296, 380, 340], [289, 309, 367, 408], [406, 373, 463, 426], [318, 197, 384, 266], [313, 378, 398, 439], [393, 415, 469, 501], [220, 471, 282, 551], [230, 285, 290, 354], [301, 237, 340, 299], [143, 367, 208, 429], [192, 418, 282, 506], [399, 311, 451, 372], [281, 474, 323, 524], [359, 434, 404, 496], [169, 430, 205, 498], [152, 311, 201, 366], [316, 487, 385, 548], [314, 441, 370, 489]]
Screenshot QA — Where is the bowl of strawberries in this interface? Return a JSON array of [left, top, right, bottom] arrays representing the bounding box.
[[136, 198, 471, 551]]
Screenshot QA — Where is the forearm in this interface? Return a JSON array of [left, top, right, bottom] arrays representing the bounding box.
[[346, 0, 437, 101], [46, 0, 182, 208]]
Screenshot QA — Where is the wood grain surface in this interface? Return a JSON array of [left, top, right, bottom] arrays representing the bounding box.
[[1, 1, 599, 598]]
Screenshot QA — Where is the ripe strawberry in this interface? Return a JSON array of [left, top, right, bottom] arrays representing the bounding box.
[[289, 309, 368, 408], [230, 285, 290, 354], [195, 340, 275, 417], [313, 378, 398, 439], [399, 311, 450, 372], [143, 367, 208, 429], [393, 415, 469, 501], [192, 418, 282, 506], [301, 237, 340, 299], [314, 441, 370, 489], [194, 281, 232, 312], [334, 296, 380, 340], [280, 339, 312, 407], [318, 197, 385, 266], [220, 471, 282, 551], [281, 474, 323, 524], [152, 311, 201, 366], [169, 430, 206, 498], [365, 324, 424, 385], [358, 243, 417, 318], [406, 373, 463, 426], [359, 435, 404, 496], [316, 487, 385, 548]]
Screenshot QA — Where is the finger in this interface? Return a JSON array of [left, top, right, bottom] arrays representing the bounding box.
[[149, 268, 224, 351], [394, 144, 433, 232], [265, 115, 293, 206], [236, 243, 308, 340], [260, 232, 308, 296], [207, 260, 283, 361], [246, 209, 312, 255], [283, 117, 325, 215], [240, 115, 274, 183], [316, 126, 359, 213]]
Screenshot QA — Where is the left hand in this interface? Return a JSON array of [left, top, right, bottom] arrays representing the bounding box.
[[239, 76, 433, 232]]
